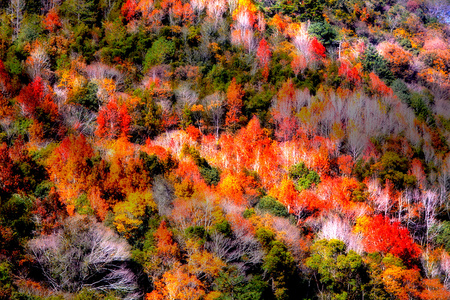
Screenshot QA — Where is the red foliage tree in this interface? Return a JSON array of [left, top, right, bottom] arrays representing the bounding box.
[[310, 37, 326, 59], [185, 125, 201, 143], [0, 143, 19, 194], [0, 60, 12, 95], [256, 39, 271, 81], [96, 98, 131, 139], [338, 60, 361, 86], [160, 0, 194, 23], [369, 72, 393, 97], [337, 155, 354, 176], [121, 0, 138, 21], [361, 215, 421, 266], [18, 76, 45, 116]]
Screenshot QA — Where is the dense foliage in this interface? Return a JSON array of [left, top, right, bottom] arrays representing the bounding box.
[[1, 0, 450, 299]]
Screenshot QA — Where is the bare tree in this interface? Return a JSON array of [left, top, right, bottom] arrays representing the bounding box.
[[152, 175, 175, 216], [420, 190, 441, 246], [441, 251, 450, 289], [318, 215, 363, 254], [99, 0, 118, 18], [206, 230, 264, 272], [203, 92, 225, 140], [26, 44, 51, 80], [29, 215, 138, 296], [8, 0, 25, 41], [40, 0, 61, 13], [347, 126, 367, 160], [174, 83, 199, 111], [60, 104, 97, 136], [84, 62, 125, 90]]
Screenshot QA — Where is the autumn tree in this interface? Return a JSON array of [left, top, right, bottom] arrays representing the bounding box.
[[256, 39, 271, 81], [159, 0, 194, 26], [377, 42, 413, 80], [289, 22, 326, 65], [96, 98, 131, 139], [356, 215, 421, 266], [310, 37, 326, 59], [47, 134, 94, 208], [147, 265, 205, 300], [42, 8, 62, 32], [380, 254, 422, 300], [0, 143, 19, 195], [231, 0, 258, 51], [113, 191, 156, 239], [121, 0, 137, 21], [218, 173, 245, 205], [271, 79, 299, 142], [0, 60, 12, 96], [17, 77, 45, 117], [370, 72, 393, 97], [338, 60, 361, 87], [154, 220, 179, 263], [225, 78, 244, 132]]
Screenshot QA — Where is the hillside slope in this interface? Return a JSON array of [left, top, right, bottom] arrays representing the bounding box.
[[1, 0, 450, 299]]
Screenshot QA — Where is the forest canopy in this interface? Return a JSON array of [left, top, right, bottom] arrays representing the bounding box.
[[1, 0, 450, 299]]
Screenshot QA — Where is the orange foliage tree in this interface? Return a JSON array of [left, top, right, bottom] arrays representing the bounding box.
[[420, 278, 450, 300], [154, 220, 179, 261], [378, 42, 413, 79], [146, 265, 205, 300], [47, 135, 94, 209], [275, 178, 298, 213], [369, 72, 393, 97], [225, 78, 244, 132], [381, 260, 422, 300], [42, 8, 61, 32], [219, 116, 280, 187], [218, 173, 245, 205]]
